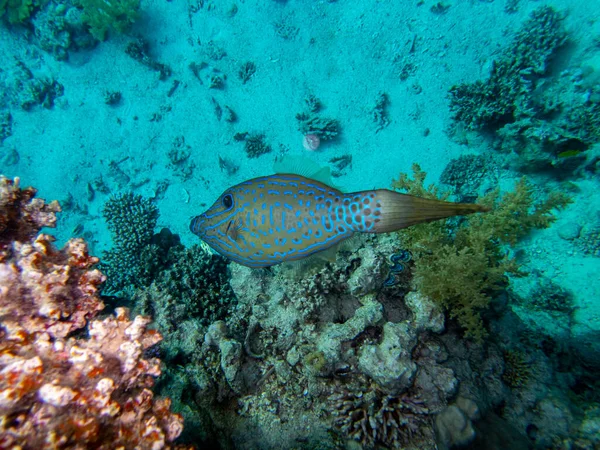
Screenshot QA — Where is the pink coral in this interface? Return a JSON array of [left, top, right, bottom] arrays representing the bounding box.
[[0, 176, 190, 449]]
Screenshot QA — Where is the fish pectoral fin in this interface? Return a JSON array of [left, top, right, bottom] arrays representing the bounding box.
[[226, 220, 239, 241]]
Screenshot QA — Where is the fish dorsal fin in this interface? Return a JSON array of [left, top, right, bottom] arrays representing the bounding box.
[[273, 155, 338, 189]]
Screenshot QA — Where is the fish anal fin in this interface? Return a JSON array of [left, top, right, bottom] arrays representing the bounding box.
[[315, 242, 341, 263]]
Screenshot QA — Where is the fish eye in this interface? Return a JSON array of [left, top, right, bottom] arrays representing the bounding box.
[[222, 194, 233, 209]]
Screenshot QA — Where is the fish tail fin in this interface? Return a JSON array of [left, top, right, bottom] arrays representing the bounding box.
[[370, 189, 489, 233]]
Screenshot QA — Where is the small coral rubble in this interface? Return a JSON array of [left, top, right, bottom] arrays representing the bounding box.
[[0, 175, 187, 449]]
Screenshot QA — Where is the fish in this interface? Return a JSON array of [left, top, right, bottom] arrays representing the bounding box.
[[190, 161, 488, 268]]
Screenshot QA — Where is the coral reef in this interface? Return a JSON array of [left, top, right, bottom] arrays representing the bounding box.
[[134, 244, 235, 364], [331, 387, 432, 448], [31, 1, 97, 60], [99, 191, 160, 294], [0, 176, 187, 448], [0, 177, 62, 258], [449, 6, 600, 174], [140, 208, 598, 448], [434, 397, 479, 450], [0, 0, 35, 24], [174, 239, 457, 448], [440, 154, 492, 201], [449, 6, 566, 132], [78, 0, 140, 41]]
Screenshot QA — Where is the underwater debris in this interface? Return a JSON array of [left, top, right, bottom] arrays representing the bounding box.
[[304, 93, 322, 113], [238, 61, 256, 84], [168, 136, 195, 180], [104, 90, 122, 105], [126, 38, 172, 80], [219, 155, 240, 176], [244, 133, 272, 158], [273, 15, 299, 40], [189, 61, 225, 89], [372, 92, 391, 132], [329, 154, 352, 177], [0, 112, 12, 142]]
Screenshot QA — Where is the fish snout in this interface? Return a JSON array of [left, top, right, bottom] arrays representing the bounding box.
[[189, 215, 205, 236]]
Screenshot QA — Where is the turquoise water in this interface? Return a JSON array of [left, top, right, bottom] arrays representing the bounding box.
[[1, 0, 600, 448]]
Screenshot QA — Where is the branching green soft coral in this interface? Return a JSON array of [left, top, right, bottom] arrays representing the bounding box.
[[0, 0, 34, 24], [393, 164, 571, 341], [77, 0, 140, 41]]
